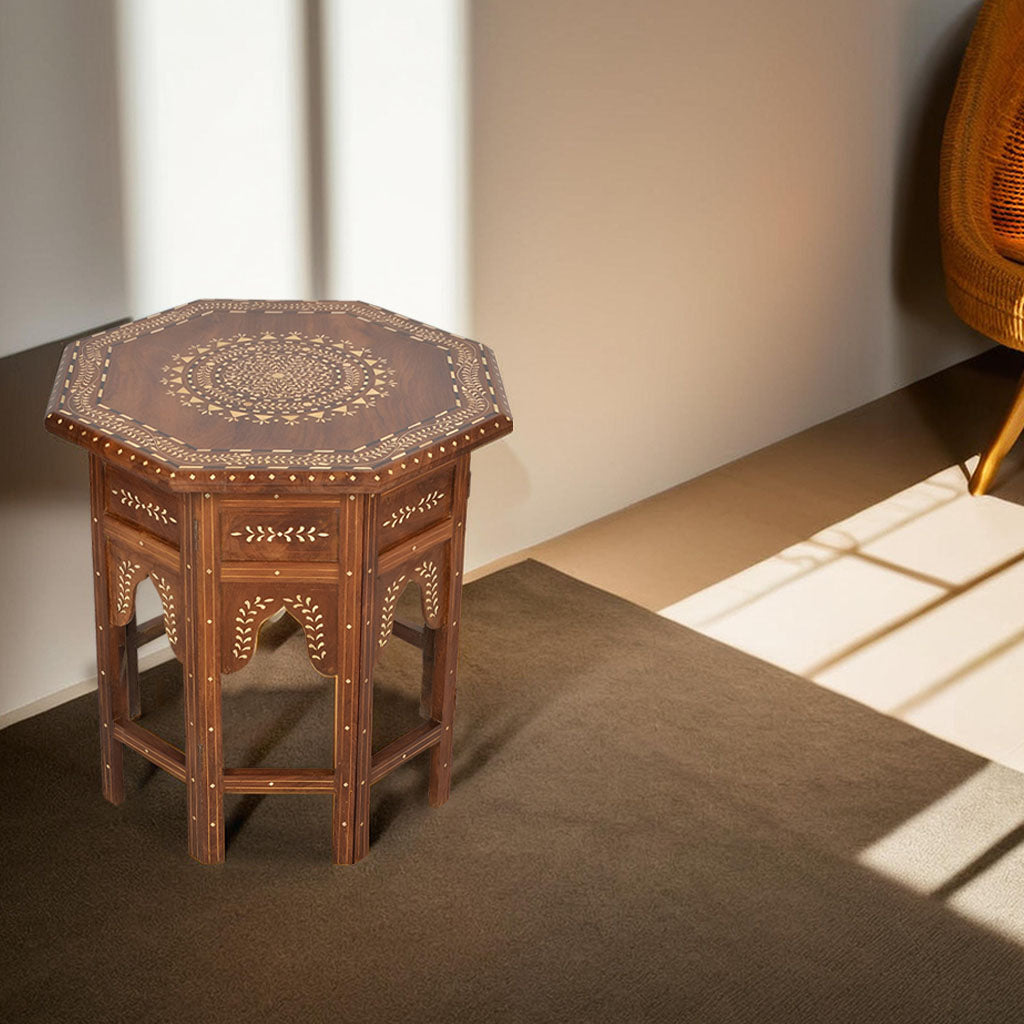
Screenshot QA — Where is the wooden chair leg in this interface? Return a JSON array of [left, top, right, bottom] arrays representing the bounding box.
[[970, 370, 1024, 495]]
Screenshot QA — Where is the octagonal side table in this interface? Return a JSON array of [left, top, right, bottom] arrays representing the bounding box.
[[45, 299, 512, 864]]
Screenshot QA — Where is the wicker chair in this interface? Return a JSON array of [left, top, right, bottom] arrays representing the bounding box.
[[940, 0, 1024, 494]]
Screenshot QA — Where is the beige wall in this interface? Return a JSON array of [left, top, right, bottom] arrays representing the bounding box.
[[463, 0, 989, 568], [0, 0, 994, 721], [0, 0, 127, 360], [0, 1, 129, 721]]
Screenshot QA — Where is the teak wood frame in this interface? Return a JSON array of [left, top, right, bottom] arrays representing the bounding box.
[[89, 451, 471, 865]]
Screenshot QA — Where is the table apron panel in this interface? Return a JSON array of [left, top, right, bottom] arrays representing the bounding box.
[[219, 582, 340, 676], [104, 465, 182, 545], [218, 504, 340, 562], [103, 516, 181, 570], [377, 517, 454, 574], [376, 464, 455, 547], [220, 562, 340, 583]]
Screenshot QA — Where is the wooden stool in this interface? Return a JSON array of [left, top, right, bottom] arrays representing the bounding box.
[[45, 299, 512, 864]]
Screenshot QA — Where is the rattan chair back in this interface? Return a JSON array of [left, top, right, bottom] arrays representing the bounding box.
[[941, 0, 1024, 348]]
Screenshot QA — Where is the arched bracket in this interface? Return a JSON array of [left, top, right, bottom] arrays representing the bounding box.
[[221, 586, 338, 678], [378, 558, 444, 649], [108, 554, 183, 661]]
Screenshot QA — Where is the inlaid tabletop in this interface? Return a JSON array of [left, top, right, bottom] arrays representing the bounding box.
[[45, 299, 512, 491]]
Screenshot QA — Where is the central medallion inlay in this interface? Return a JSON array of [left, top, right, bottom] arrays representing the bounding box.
[[161, 331, 397, 425]]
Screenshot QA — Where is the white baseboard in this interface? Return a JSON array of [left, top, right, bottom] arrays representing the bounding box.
[[0, 641, 175, 731]]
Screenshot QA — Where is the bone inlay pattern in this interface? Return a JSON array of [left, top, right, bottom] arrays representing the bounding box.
[[161, 331, 397, 426], [282, 595, 327, 663], [150, 573, 179, 651], [230, 524, 329, 543], [230, 594, 327, 667], [49, 296, 511, 866], [112, 487, 177, 525], [49, 299, 511, 474], [232, 596, 275, 660], [382, 490, 445, 529], [114, 559, 145, 619], [378, 559, 442, 647], [412, 561, 441, 620]]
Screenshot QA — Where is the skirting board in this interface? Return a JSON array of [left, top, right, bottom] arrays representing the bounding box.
[[0, 640, 174, 732]]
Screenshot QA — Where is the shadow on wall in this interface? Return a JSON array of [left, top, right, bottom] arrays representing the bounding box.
[[0, 0, 129, 497], [0, 326, 125, 720], [0, 0, 133, 716], [0, 0, 128, 354], [893, 1, 1001, 461], [0, 326, 127, 504], [893, 0, 979, 352]]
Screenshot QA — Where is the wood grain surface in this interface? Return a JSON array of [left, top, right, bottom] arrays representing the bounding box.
[[48, 300, 512, 864]]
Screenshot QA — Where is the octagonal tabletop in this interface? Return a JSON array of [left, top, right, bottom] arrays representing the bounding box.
[[45, 299, 512, 491]]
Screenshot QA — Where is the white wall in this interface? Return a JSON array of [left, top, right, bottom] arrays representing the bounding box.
[[117, 0, 310, 313], [463, 0, 989, 568], [324, 0, 467, 331]]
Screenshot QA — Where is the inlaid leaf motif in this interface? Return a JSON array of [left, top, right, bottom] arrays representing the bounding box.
[[111, 487, 177, 525], [378, 577, 406, 648], [115, 559, 145, 618], [283, 595, 327, 662], [230, 524, 329, 543], [150, 574, 179, 651], [382, 490, 445, 530], [412, 560, 442, 624], [378, 559, 442, 646], [232, 595, 276, 660]]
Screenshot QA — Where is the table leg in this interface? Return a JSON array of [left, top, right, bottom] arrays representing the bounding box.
[[125, 613, 141, 720], [350, 494, 378, 863], [183, 492, 224, 864], [95, 615, 127, 805], [332, 493, 370, 864], [426, 609, 459, 807], [420, 626, 435, 720], [90, 456, 126, 805], [428, 459, 470, 807]]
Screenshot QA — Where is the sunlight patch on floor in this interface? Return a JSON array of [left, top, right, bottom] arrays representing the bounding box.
[[659, 458, 1024, 938], [857, 762, 1024, 944], [659, 459, 1024, 768]]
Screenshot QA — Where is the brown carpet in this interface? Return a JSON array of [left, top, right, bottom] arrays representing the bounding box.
[[2, 559, 1024, 1022]]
